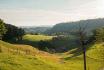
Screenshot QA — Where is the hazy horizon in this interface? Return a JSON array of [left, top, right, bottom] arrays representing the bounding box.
[[0, 0, 104, 26]]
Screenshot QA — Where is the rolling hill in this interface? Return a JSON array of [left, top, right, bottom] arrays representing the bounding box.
[[87, 43, 104, 60], [0, 40, 61, 70], [46, 18, 104, 35], [0, 35, 104, 70]]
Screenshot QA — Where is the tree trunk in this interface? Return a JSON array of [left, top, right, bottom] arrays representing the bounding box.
[[81, 40, 87, 70], [83, 47, 87, 70], [0, 35, 2, 40]]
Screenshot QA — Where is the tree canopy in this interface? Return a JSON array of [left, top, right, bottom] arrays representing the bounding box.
[[93, 27, 104, 42], [3, 24, 25, 41], [0, 19, 7, 40]]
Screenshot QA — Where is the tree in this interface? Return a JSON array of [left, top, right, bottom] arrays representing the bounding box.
[[2, 24, 25, 41], [38, 40, 52, 51], [77, 23, 88, 70], [93, 27, 104, 42], [3, 24, 18, 41], [0, 19, 7, 40], [16, 28, 25, 40]]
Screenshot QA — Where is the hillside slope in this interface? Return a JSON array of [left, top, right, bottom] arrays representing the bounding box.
[[87, 43, 104, 60], [46, 18, 104, 34], [62, 42, 104, 70], [0, 40, 104, 70], [0, 40, 61, 70]]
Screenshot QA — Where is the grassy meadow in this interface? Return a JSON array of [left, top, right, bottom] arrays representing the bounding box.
[[0, 35, 104, 70], [23, 34, 53, 41]]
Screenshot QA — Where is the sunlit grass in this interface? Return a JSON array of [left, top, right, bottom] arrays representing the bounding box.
[[0, 38, 104, 70], [23, 34, 53, 41], [87, 43, 104, 60]]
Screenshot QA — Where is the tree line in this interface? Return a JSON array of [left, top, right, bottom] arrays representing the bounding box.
[[0, 19, 25, 41]]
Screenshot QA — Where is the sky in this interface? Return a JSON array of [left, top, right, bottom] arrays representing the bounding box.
[[0, 0, 104, 26]]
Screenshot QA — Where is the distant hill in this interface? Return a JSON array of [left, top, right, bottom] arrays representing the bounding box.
[[46, 18, 104, 35], [21, 26, 52, 34]]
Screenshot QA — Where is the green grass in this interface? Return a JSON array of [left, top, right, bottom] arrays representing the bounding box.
[[21, 34, 79, 53], [87, 43, 104, 60], [61, 42, 104, 70], [23, 34, 53, 41], [0, 40, 61, 70], [62, 55, 104, 70], [0, 53, 59, 70], [0, 38, 104, 70]]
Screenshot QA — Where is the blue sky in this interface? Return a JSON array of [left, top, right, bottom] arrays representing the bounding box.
[[0, 0, 104, 26]]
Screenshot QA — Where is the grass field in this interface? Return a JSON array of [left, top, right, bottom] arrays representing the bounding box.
[[23, 34, 53, 41], [0, 40, 61, 70], [22, 34, 78, 52], [0, 35, 104, 70], [87, 43, 104, 60]]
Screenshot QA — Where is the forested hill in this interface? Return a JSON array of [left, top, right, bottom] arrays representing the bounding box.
[[46, 18, 104, 34], [21, 26, 52, 34]]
